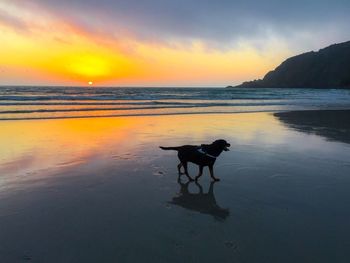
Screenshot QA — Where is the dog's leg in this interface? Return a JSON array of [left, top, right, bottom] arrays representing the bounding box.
[[195, 165, 204, 181], [208, 181, 216, 195], [182, 162, 194, 181], [195, 181, 203, 194], [209, 165, 220, 182], [208, 182, 218, 206], [177, 163, 184, 175]]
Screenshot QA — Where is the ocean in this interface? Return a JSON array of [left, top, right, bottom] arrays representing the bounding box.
[[1, 87, 350, 262], [1, 86, 350, 120]]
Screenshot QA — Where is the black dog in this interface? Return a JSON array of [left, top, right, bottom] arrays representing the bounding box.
[[160, 139, 230, 181]]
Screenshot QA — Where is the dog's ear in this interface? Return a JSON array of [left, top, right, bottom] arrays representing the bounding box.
[[212, 140, 224, 146], [213, 139, 228, 146], [212, 140, 221, 147], [201, 144, 210, 150]]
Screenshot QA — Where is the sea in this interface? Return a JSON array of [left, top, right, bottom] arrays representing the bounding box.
[[1, 86, 350, 120]]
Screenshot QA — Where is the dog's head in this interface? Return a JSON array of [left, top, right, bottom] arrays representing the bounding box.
[[212, 139, 231, 152]]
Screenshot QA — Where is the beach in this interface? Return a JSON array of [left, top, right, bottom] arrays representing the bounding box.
[[1, 0, 350, 261], [1, 110, 350, 262]]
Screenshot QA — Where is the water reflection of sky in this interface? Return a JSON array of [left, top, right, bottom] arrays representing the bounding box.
[[1, 112, 350, 262]]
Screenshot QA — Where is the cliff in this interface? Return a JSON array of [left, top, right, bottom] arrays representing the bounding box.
[[234, 41, 350, 89]]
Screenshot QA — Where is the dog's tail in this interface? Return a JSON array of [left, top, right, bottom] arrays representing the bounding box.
[[159, 146, 181, 151]]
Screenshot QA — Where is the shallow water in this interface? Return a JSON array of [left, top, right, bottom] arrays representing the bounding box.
[[0, 113, 350, 262]]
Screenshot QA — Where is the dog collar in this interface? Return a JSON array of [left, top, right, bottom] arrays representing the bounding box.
[[197, 148, 217, 159]]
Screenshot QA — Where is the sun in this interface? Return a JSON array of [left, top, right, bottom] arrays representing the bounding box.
[[88, 81, 93, 85]]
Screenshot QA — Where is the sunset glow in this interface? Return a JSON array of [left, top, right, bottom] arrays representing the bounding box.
[[0, 0, 349, 86]]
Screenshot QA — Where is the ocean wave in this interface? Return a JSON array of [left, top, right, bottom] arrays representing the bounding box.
[[3, 87, 346, 101], [0, 87, 350, 120]]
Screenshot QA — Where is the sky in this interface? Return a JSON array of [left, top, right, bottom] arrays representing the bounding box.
[[0, 0, 349, 87]]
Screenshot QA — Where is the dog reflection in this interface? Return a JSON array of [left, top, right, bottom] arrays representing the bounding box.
[[169, 180, 229, 221]]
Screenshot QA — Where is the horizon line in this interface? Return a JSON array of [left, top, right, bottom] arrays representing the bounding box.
[[0, 85, 230, 88]]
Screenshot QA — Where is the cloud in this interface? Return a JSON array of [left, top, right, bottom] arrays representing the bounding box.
[[0, 8, 29, 33], [8, 0, 349, 51]]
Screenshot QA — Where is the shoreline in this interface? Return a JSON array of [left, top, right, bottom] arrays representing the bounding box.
[[1, 108, 350, 122], [0, 110, 282, 121]]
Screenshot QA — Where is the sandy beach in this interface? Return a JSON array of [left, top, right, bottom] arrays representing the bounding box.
[[0, 111, 350, 262], [1, 0, 350, 261]]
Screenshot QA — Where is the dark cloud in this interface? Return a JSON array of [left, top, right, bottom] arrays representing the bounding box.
[[10, 0, 350, 49]]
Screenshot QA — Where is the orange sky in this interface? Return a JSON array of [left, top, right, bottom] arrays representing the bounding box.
[[0, 1, 294, 86]]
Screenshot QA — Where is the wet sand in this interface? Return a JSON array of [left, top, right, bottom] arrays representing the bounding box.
[[0, 111, 350, 262], [275, 110, 350, 143]]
